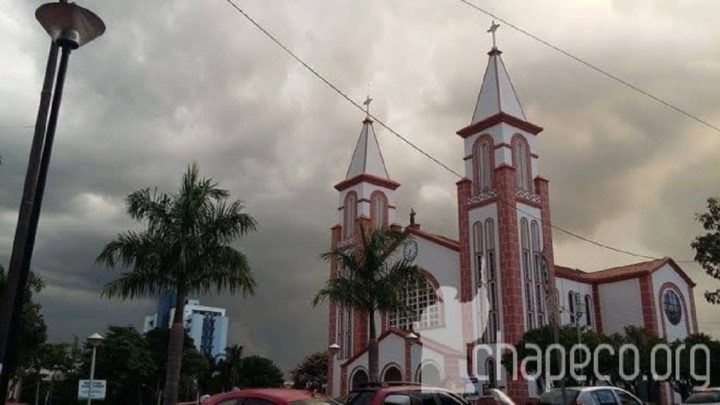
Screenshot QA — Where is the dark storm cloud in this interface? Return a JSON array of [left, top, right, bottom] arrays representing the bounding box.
[[1, 0, 720, 372]]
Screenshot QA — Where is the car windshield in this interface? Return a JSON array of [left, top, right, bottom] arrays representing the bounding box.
[[686, 392, 720, 404], [539, 389, 580, 405], [346, 391, 376, 405]]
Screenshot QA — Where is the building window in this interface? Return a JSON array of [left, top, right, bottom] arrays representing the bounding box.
[[389, 276, 440, 330], [473, 221, 484, 286], [521, 218, 534, 329], [531, 221, 544, 326], [663, 290, 682, 326], [201, 314, 216, 355], [484, 218, 499, 343], [473, 136, 493, 192], [584, 294, 593, 327], [568, 291, 576, 324], [337, 306, 353, 358], [343, 192, 358, 238], [512, 135, 532, 192], [370, 191, 388, 229]]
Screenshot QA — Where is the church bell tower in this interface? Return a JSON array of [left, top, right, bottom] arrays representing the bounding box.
[[455, 32, 556, 401]]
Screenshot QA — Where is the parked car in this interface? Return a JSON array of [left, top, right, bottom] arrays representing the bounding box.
[[200, 388, 340, 405], [538, 387, 643, 405], [684, 388, 720, 405], [475, 388, 515, 405], [346, 382, 468, 405]]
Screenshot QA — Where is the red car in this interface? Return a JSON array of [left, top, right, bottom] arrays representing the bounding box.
[[201, 388, 339, 405]]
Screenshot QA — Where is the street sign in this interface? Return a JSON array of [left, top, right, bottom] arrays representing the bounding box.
[[78, 379, 106, 400]]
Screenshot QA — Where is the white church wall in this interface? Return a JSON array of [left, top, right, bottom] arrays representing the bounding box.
[[378, 334, 406, 373], [652, 264, 693, 341], [598, 279, 644, 335]]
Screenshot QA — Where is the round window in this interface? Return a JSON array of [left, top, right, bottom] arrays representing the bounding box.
[[663, 290, 682, 326]]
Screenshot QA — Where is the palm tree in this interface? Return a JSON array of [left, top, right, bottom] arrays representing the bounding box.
[[97, 163, 257, 405], [313, 226, 422, 383]]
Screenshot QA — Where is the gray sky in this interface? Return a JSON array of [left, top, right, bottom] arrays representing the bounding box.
[[1, 0, 719, 372]]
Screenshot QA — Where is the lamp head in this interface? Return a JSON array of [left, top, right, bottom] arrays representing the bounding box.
[[36, 2, 105, 49], [86, 332, 104, 347], [328, 343, 340, 355]]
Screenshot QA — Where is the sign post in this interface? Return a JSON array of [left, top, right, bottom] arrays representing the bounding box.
[[78, 379, 106, 401]]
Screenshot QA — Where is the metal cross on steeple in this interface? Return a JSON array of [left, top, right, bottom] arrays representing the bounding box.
[[363, 95, 373, 117], [487, 20, 500, 48]]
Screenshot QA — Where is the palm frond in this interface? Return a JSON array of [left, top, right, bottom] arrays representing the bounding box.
[[100, 266, 172, 299], [312, 276, 364, 308]]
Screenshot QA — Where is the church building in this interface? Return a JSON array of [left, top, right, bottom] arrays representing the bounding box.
[[325, 38, 698, 405]]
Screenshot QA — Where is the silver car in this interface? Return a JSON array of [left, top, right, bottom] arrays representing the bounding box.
[[684, 389, 720, 405], [538, 387, 643, 405]]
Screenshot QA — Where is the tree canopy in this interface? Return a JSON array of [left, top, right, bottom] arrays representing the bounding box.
[[692, 197, 720, 303]]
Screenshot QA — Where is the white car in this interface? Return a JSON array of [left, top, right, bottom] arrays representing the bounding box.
[[538, 386, 643, 405], [685, 388, 720, 405]]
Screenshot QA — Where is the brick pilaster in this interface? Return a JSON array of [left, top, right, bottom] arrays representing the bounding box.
[[639, 275, 659, 335]]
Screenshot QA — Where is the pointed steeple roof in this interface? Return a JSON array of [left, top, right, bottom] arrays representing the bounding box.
[[335, 117, 400, 191], [471, 48, 526, 124], [457, 47, 543, 137], [345, 118, 389, 179]]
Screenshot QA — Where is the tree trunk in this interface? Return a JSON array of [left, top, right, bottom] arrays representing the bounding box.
[[367, 309, 379, 383], [162, 291, 186, 405]]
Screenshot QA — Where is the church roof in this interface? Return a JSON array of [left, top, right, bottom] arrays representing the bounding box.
[[345, 118, 390, 180], [471, 48, 526, 124], [554, 257, 695, 287]]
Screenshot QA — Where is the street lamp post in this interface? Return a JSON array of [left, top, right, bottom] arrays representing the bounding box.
[[0, 2, 104, 396], [86, 333, 103, 405]]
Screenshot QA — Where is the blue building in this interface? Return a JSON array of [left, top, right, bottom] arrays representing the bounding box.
[[144, 296, 229, 359]]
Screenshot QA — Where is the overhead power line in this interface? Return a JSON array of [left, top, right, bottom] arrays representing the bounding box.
[[458, 0, 720, 134], [0, 125, 34, 129], [221, 0, 695, 264]]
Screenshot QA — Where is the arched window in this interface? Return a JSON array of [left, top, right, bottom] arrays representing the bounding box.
[[663, 290, 683, 326], [531, 221, 544, 326], [485, 218, 498, 342], [382, 365, 403, 382], [388, 276, 440, 330], [584, 294, 593, 327], [473, 136, 494, 192], [568, 291, 576, 324], [417, 363, 442, 386], [521, 218, 534, 329], [473, 221, 484, 288], [337, 306, 353, 359], [512, 135, 532, 192], [370, 191, 388, 229], [343, 192, 357, 238], [351, 369, 369, 389]]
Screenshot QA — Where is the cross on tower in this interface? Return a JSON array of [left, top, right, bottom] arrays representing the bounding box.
[[363, 95, 373, 117], [487, 20, 500, 49]]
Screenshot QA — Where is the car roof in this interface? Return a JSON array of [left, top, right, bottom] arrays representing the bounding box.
[[206, 388, 319, 403], [351, 385, 456, 394]]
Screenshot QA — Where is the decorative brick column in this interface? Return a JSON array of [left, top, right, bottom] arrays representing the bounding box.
[[591, 284, 603, 333], [494, 164, 527, 401], [639, 275, 658, 335], [327, 225, 342, 395], [456, 178, 476, 378]]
